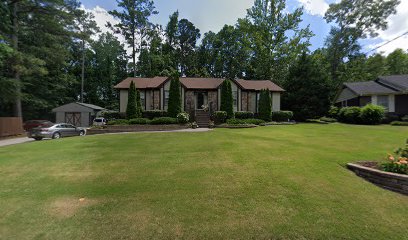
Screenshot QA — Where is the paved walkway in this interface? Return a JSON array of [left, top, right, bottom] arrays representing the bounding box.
[[0, 128, 212, 147], [0, 137, 34, 147]]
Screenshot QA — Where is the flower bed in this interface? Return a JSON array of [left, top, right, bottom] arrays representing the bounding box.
[[347, 163, 408, 195]]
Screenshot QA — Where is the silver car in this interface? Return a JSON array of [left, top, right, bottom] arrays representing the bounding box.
[[28, 123, 86, 141]]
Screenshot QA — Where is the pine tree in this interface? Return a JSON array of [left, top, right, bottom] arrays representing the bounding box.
[[168, 73, 182, 117], [220, 80, 234, 118], [126, 81, 137, 119], [258, 89, 272, 121]]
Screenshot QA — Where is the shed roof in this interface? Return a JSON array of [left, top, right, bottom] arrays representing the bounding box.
[[114, 76, 168, 89], [52, 102, 105, 112], [235, 79, 285, 92]]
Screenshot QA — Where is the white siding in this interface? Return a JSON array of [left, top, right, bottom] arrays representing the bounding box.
[[371, 95, 378, 105], [120, 90, 128, 112], [389, 95, 395, 112], [272, 92, 281, 112]]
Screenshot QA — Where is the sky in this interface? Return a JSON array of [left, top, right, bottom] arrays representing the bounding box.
[[80, 0, 408, 55]]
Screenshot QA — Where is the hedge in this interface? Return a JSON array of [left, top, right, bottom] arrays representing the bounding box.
[[143, 110, 168, 119], [102, 111, 126, 120], [212, 111, 228, 124], [234, 111, 254, 119], [359, 104, 385, 125], [150, 117, 178, 125], [226, 118, 265, 125], [272, 111, 293, 122], [391, 121, 408, 126], [338, 107, 361, 124], [129, 118, 151, 125]]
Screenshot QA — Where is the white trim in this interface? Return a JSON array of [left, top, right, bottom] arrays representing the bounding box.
[[389, 95, 395, 112]]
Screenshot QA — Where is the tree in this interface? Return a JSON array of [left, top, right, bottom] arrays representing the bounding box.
[[243, 0, 313, 82], [73, 11, 100, 103], [126, 81, 137, 119], [176, 19, 201, 76], [386, 49, 408, 75], [283, 53, 331, 121], [324, 0, 400, 83], [167, 73, 182, 117], [109, 0, 158, 77], [136, 89, 142, 117], [258, 89, 272, 121], [220, 80, 234, 118]]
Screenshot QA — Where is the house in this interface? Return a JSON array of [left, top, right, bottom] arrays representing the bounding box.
[[52, 102, 105, 127], [334, 75, 408, 115], [114, 77, 284, 115]]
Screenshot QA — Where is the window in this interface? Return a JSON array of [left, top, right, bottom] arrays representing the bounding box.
[[140, 91, 145, 110], [377, 95, 389, 110], [164, 90, 170, 109], [233, 91, 238, 108]]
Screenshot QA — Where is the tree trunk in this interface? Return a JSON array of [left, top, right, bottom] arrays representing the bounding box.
[[81, 39, 85, 102], [132, 31, 136, 77], [12, 1, 22, 118]]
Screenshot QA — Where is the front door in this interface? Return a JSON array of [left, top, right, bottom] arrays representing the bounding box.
[[196, 92, 207, 109]]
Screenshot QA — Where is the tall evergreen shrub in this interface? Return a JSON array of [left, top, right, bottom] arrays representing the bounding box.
[[258, 89, 272, 121], [168, 73, 182, 117], [126, 81, 137, 119], [220, 80, 234, 118]]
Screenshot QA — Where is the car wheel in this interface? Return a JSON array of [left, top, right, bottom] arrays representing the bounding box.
[[79, 130, 86, 136], [52, 132, 61, 139], [34, 137, 43, 141]]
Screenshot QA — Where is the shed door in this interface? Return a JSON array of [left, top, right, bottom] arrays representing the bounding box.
[[65, 112, 81, 126]]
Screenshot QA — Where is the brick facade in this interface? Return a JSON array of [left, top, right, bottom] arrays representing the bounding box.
[[185, 91, 195, 113], [208, 91, 218, 111], [152, 90, 160, 109]]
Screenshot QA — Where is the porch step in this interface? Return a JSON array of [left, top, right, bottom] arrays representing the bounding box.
[[195, 110, 210, 128]]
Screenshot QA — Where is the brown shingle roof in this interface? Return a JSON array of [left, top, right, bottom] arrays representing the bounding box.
[[179, 77, 225, 89], [114, 76, 168, 89], [235, 79, 285, 92]]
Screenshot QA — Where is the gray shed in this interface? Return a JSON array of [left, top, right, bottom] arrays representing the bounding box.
[[52, 102, 105, 127]]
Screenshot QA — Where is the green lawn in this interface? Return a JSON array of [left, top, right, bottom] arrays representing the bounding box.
[[0, 124, 407, 239]]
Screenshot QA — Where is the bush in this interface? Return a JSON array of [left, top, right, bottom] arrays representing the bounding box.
[[328, 106, 339, 118], [258, 89, 272, 121], [128, 118, 151, 125], [391, 121, 408, 126], [220, 80, 234, 118], [150, 117, 178, 125], [102, 111, 126, 120], [234, 111, 254, 119], [359, 104, 385, 125], [338, 107, 361, 124], [226, 118, 265, 125], [177, 112, 190, 124], [212, 111, 228, 124], [107, 119, 129, 125], [320, 117, 338, 123], [382, 113, 400, 124], [168, 73, 182, 117], [143, 110, 168, 119], [402, 115, 408, 122], [272, 111, 293, 122], [126, 81, 138, 119]]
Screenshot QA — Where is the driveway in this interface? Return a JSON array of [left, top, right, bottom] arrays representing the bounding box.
[[0, 137, 34, 147]]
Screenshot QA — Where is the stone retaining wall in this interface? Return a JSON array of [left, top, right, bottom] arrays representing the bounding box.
[[347, 163, 408, 195], [88, 125, 189, 135]]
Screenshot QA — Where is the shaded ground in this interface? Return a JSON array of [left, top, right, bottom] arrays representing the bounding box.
[[0, 124, 407, 239]]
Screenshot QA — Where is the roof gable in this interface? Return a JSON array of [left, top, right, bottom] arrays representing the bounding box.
[[377, 75, 408, 92], [235, 79, 284, 92], [180, 77, 225, 89], [52, 102, 104, 112], [114, 76, 169, 89], [343, 81, 397, 95]]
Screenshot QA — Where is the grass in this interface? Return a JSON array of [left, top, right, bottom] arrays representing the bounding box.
[[0, 124, 407, 239]]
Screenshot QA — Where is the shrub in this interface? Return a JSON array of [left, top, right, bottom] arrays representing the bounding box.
[[258, 89, 272, 121], [391, 121, 408, 126], [212, 111, 228, 124], [126, 81, 138, 119], [402, 115, 408, 122], [382, 113, 400, 124], [143, 110, 168, 119], [359, 104, 385, 125], [102, 111, 126, 120], [226, 118, 265, 125], [168, 73, 182, 117], [234, 111, 254, 119], [128, 118, 151, 125], [135, 90, 142, 118], [320, 117, 337, 123], [107, 119, 129, 125], [150, 117, 178, 125], [272, 111, 293, 122], [177, 112, 190, 124], [382, 141, 408, 174], [220, 80, 234, 118], [328, 106, 339, 118], [338, 107, 361, 124]]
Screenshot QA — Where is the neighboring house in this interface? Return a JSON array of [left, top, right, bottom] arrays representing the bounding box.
[[334, 75, 408, 115], [114, 76, 284, 114], [52, 102, 105, 127]]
